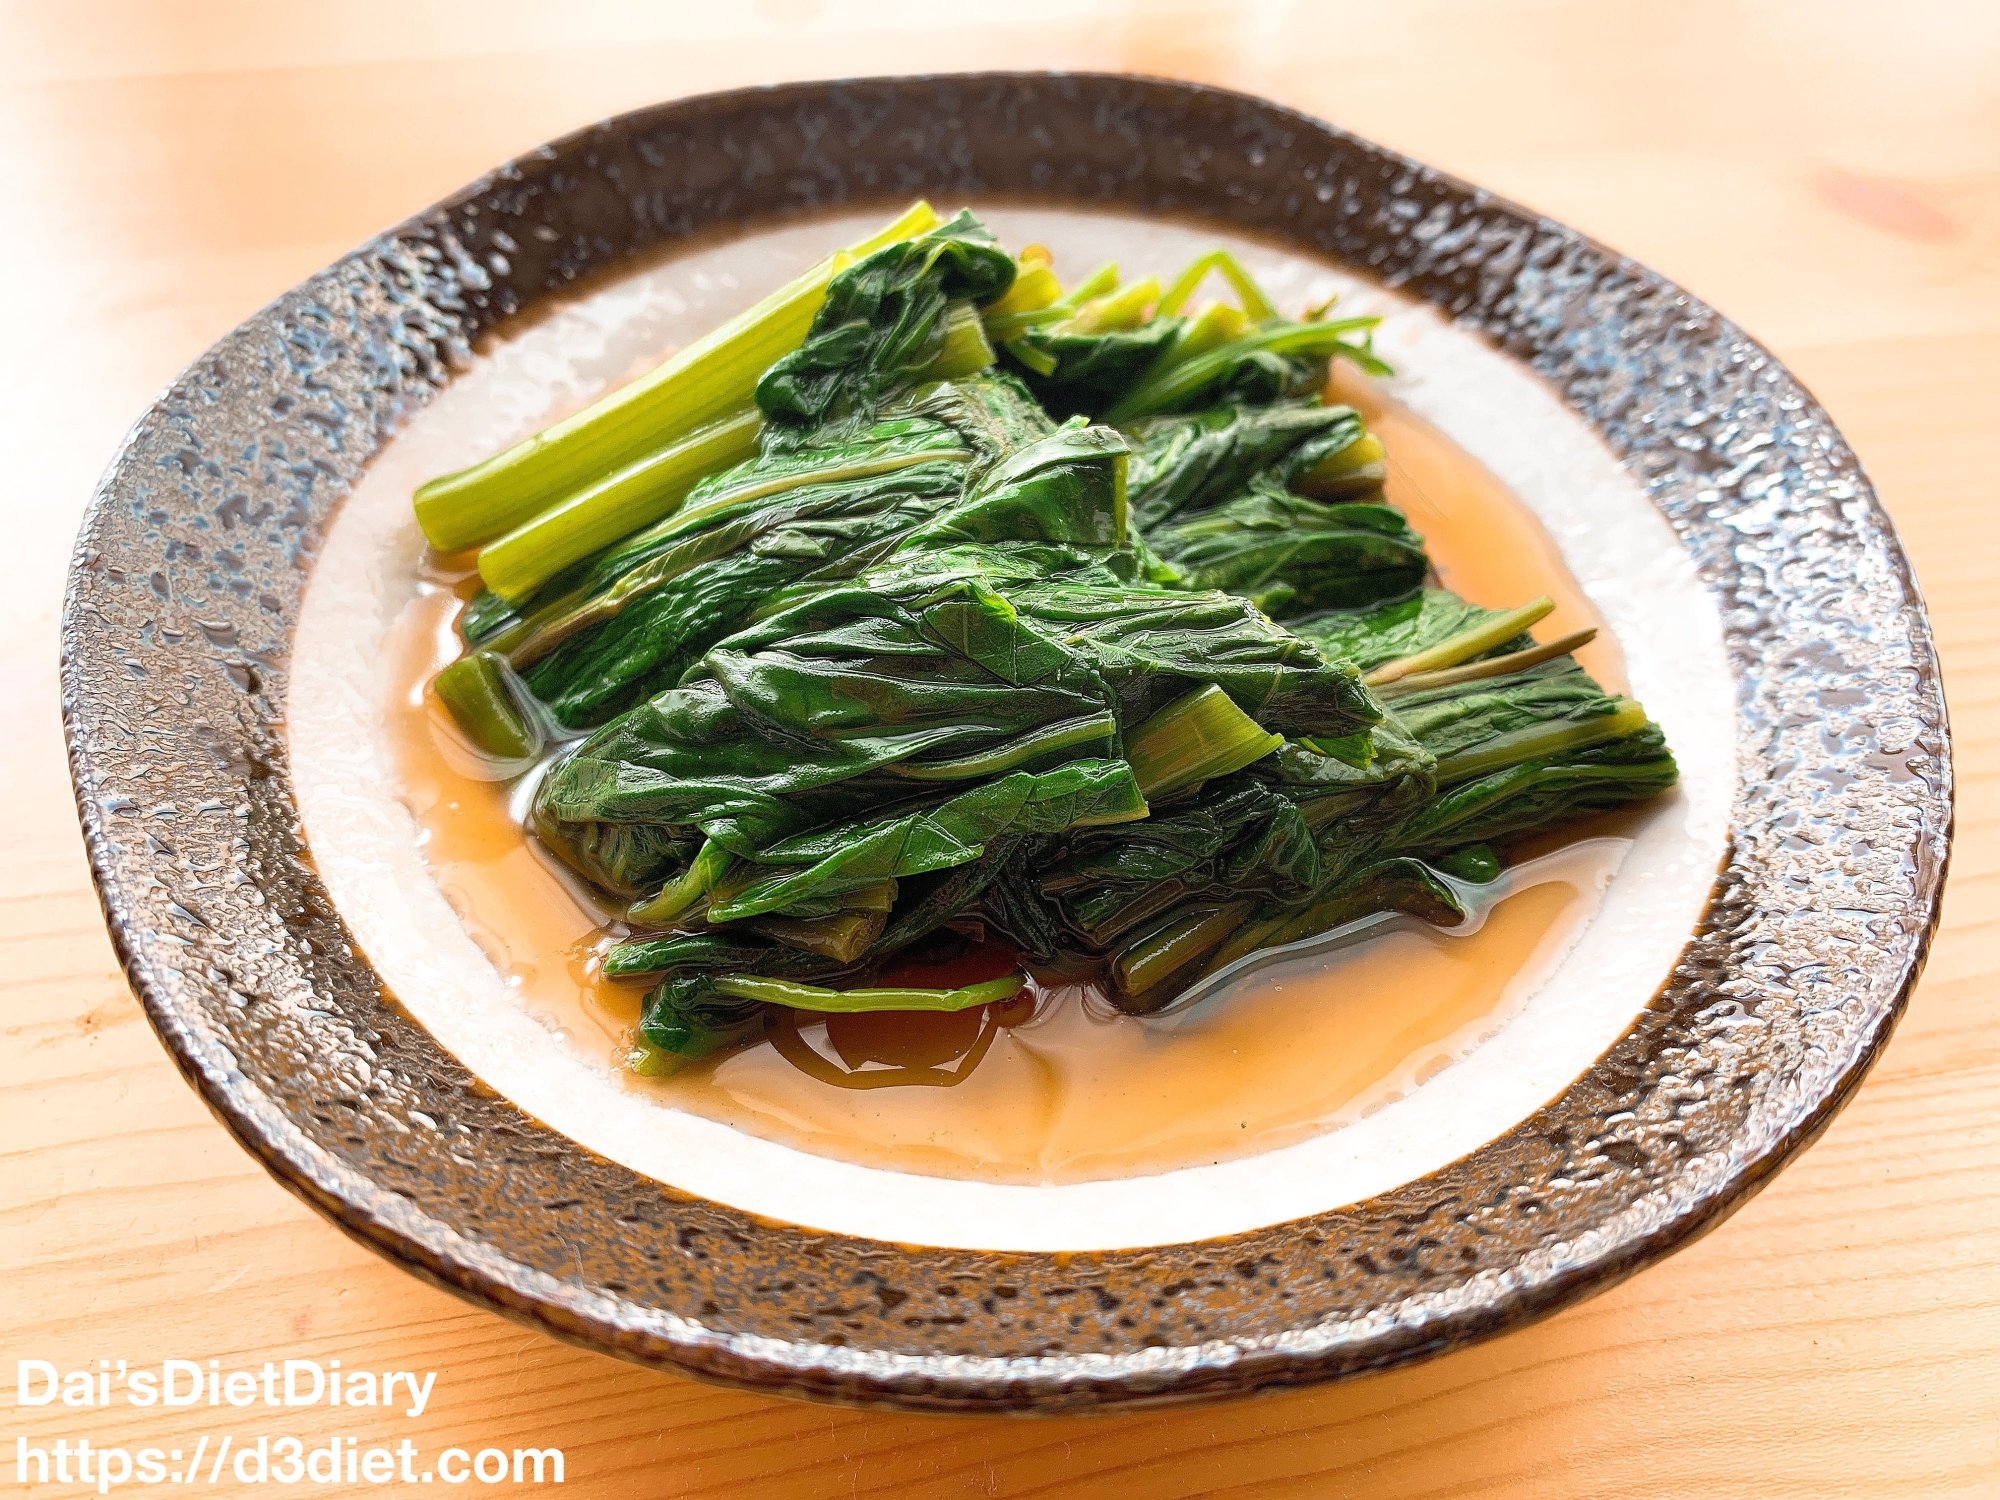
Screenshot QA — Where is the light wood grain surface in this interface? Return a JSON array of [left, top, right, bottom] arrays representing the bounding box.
[[6, 3, 1999, 1495]]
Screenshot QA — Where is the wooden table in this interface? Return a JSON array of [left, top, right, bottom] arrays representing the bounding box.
[[8, 4, 1997, 1494]]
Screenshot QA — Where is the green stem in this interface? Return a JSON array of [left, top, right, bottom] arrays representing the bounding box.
[[628, 1038, 687, 1077], [984, 306, 1069, 341], [1055, 261, 1120, 310], [746, 909, 888, 964], [1363, 597, 1555, 686], [886, 713, 1117, 781], [1155, 249, 1279, 322], [1435, 698, 1651, 785], [431, 651, 539, 759], [628, 837, 734, 926], [917, 300, 997, 381], [1065, 276, 1161, 334], [412, 199, 941, 553], [1001, 337, 1059, 377], [1374, 628, 1597, 701], [1113, 901, 1256, 1004], [1124, 685, 1282, 800], [1102, 317, 1384, 424], [838, 881, 899, 912], [1198, 911, 1293, 978], [711, 972, 1025, 1013], [477, 407, 762, 603], [1155, 300, 1248, 370], [982, 262, 1063, 321], [1120, 301, 1250, 410], [1294, 430, 1386, 500]]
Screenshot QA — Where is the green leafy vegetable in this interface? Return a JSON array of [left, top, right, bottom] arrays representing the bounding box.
[[430, 650, 539, 760], [410, 208, 1682, 1070], [1125, 400, 1371, 532], [478, 376, 1056, 730], [1087, 592, 1678, 1010], [1103, 318, 1387, 425], [530, 541, 1374, 905], [754, 211, 1016, 430], [415, 200, 944, 554], [1115, 399, 1424, 616], [1006, 318, 1184, 420]]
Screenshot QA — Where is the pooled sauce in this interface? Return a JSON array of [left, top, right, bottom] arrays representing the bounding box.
[[379, 387, 1636, 1185]]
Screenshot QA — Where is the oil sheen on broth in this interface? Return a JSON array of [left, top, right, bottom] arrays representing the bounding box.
[[381, 364, 1633, 1186]]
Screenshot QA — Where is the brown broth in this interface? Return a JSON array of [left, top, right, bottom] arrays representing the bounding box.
[[379, 387, 1626, 1185]]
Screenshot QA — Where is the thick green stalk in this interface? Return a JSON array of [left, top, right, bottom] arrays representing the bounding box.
[[412, 199, 942, 553], [984, 306, 1069, 342], [745, 880, 899, 958], [1001, 337, 1060, 376], [1295, 431, 1387, 500], [711, 973, 1025, 1013], [1435, 698, 1651, 785], [1113, 900, 1256, 1004], [1117, 301, 1251, 412], [1198, 911, 1294, 978], [477, 407, 762, 603], [628, 1039, 686, 1077], [983, 263, 1063, 321], [746, 910, 887, 964], [627, 837, 734, 926], [917, 300, 998, 381], [430, 651, 539, 759], [1066, 275, 1161, 334], [1363, 597, 1554, 686], [1147, 301, 1248, 377], [1124, 685, 1283, 800], [1057, 261, 1120, 309]]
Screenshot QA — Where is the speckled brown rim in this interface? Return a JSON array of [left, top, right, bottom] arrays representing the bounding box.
[[62, 73, 1950, 1413]]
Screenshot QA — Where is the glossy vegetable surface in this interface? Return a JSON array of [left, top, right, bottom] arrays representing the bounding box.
[[412, 206, 1679, 1069]]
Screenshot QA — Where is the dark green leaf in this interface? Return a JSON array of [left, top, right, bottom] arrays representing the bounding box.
[[1148, 491, 1427, 616], [1004, 318, 1184, 420], [756, 212, 1017, 431], [1124, 400, 1368, 532]]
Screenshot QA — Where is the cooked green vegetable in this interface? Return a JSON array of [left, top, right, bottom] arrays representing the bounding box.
[[1087, 592, 1677, 1010], [1102, 317, 1388, 425], [430, 650, 538, 760], [1121, 399, 1424, 615], [712, 972, 1023, 1012], [477, 407, 763, 604], [411, 206, 1679, 1071], [530, 542, 1376, 904], [415, 200, 944, 554]]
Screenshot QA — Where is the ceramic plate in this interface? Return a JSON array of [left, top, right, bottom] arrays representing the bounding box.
[[63, 73, 1950, 1412]]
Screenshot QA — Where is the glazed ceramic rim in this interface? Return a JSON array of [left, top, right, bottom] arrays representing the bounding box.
[[63, 73, 1951, 1412]]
